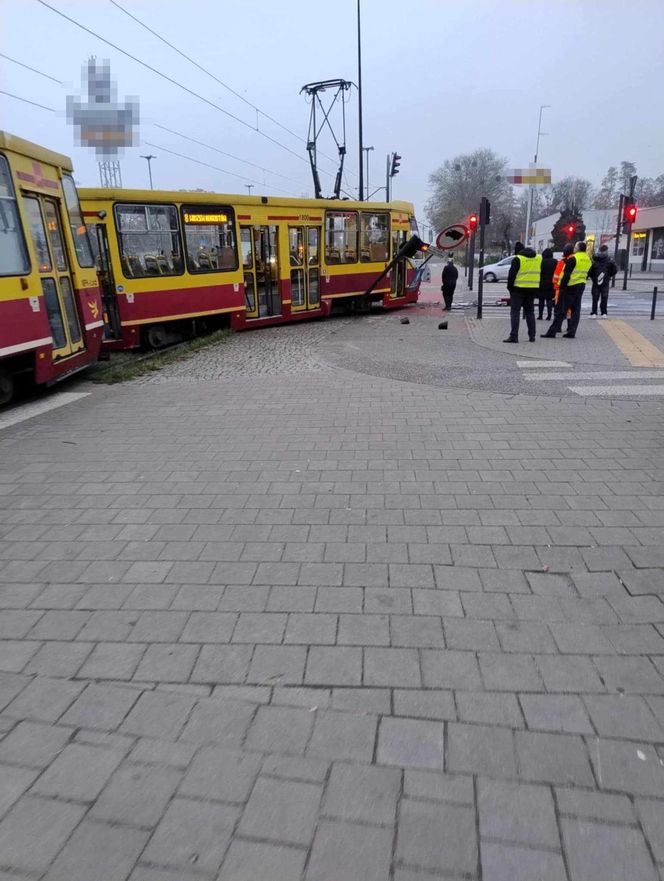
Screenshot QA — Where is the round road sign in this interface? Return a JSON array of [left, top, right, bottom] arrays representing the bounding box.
[[435, 224, 469, 250]]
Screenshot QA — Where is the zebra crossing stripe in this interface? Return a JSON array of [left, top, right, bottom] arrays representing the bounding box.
[[525, 370, 664, 381], [568, 385, 664, 397], [517, 360, 572, 368]]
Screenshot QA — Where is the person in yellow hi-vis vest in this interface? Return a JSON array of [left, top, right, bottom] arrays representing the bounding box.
[[503, 242, 541, 343], [542, 241, 592, 339]]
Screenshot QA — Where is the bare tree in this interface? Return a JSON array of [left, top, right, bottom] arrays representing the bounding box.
[[550, 177, 594, 213]]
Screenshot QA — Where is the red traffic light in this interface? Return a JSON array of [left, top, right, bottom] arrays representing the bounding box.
[[624, 202, 638, 225], [566, 224, 576, 236], [468, 214, 478, 231]]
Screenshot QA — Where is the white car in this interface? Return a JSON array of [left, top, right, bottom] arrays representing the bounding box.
[[480, 256, 513, 282]]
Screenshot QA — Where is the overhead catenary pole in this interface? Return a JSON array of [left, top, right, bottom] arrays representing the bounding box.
[[524, 104, 550, 246], [357, 0, 364, 201], [140, 154, 156, 189]]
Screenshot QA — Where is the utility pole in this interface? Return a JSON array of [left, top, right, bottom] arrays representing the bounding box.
[[524, 104, 550, 246], [140, 154, 156, 190], [476, 197, 490, 319], [362, 146, 374, 200], [612, 193, 624, 288], [245, 184, 254, 195], [357, 0, 364, 201], [622, 175, 638, 291]]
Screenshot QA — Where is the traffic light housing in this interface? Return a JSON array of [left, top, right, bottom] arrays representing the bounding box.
[[566, 223, 576, 239], [398, 235, 429, 260], [390, 153, 401, 177], [468, 214, 478, 232], [623, 200, 637, 229]]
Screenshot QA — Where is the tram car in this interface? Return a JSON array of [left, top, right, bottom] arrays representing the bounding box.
[[79, 188, 421, 349], [0, 132, 104, 404]]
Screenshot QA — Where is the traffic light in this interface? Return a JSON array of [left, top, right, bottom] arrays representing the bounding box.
[[623, 200, 637, 229], [566, 223, 576, 239], [468, 214, 478, 232], [390, 153, 401, 177], [398, 235, 429, 260]]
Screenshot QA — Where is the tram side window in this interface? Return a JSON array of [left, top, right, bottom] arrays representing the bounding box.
[[115, 203, 182, 278], [62, 175, 95, 268], [360, 212, 389, 263], [181, 206, 237, 273], [0, 155, 30, 276], [325, 211, 357, 264]]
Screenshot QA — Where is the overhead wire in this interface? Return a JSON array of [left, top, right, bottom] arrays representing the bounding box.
[[35, 0, 312, 167], [107, 0, 353, 178], [0, 52, 64, 84], [0, 90, 57, 113]]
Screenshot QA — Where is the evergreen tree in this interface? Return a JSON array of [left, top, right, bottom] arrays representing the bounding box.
[[551, 211, 586, 251]]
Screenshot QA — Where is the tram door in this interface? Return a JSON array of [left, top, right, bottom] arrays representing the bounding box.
[[289, 226, 321, 312], [241, 225, 281, 319], [93, 225, 122, 340], [22, 194, 84, 360], [390, 230, 408, 299]]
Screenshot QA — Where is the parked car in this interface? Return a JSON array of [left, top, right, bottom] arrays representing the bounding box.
[[480, 256, 513, 282]]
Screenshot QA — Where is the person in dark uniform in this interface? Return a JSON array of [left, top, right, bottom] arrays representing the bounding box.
[[503, 242, 541, 343], [441, 256, 458, 312], [537, 247, 557, 321], [588, 244, 617, 318], [541, 241, 591, 339]]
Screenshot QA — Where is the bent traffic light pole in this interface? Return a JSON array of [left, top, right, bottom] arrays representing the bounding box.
[[363, 235, 429, 298]]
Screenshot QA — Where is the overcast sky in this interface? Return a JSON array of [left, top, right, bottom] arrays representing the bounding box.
[[2, 0, 663, 223]]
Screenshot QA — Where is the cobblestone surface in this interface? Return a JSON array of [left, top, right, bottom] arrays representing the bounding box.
[[0, 310, 663, 879]]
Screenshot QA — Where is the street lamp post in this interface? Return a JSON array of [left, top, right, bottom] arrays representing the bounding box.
[[140, 154, 156, 190], [357, 0, 364, 200], [524, 104, 550, 246], [362, 146, 374, 200]]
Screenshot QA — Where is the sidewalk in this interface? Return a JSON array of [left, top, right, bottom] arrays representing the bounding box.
[[0, 318, 663, 880]]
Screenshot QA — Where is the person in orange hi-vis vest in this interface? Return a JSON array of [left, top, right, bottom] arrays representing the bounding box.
[[541, 243, 574, 338]]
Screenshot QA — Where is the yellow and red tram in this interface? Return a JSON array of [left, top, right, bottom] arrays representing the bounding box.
[[79, 188, 421, 348], [0, 133, 104, 404]]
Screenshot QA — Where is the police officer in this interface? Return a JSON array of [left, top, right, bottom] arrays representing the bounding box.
[[503, 241, 541, 343], [441, 256, 458, 312], [555, 241, 592, 339]]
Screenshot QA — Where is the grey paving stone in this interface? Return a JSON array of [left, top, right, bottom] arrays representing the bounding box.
[[445, 618, 499, 651], [299, 563, 343, 585], [307, 709, 377, 762], [462, 592, 516, 620], [393, 689, 456, 721], [78, 642, 147, 681], [403, 768, 474, 805], [248, 645, 307, 686], [179, 746, 261, 803], [129, 867, 201, 881], [593, 656, 664, 694], [232, 612, 287, 643], [178, 611, 236, 643], [270, 686, 329, 709], [556, 788, 635, 824], [179, 698, 255, 748], [4, 676, 85, 722], [389, 563, 435, 587], [457, 691, 524, 728], [306, 820, 392, 881], [60, 683, 140, 731], [584, 694, 663, 741], [519, 693, 593, 735], [28, 609, 88, 640], [267, 585, 317, 612], [24, 641, 92, 678], [603, 624, 664, 655], [238, 776, 321, 846], [516, 731, 595, 786], [31, 743, 125, 801], [343, 562, 389, 586], [590, 739, 664, 797], [315, 587, 363, 612], [535, 655, 605, 693], [0, 720, 71, 768], [495, 620, 557, 654], [322, 761, 401, 825], [261, 753, 329, 783], [284, 612, 337, 644], [0, 763, 38, 818], [134, 644, 199, 683], [377, 716, 444, 770], [562, 817, 658, 881], [390, 615, 445, 648], [91, 761, 182, 827], [481, 842, 567, 881], [245, 704, 314, 755], [218, 585, 269, 611], [0, 795, 86, 874], [128, 611, 189, 643], [364, 647, 422, 687], [478, 778, 559, 848], [479, 652, 544, 691], [421, 649, 482, 689], [337, 613, 389, 646], [219, 839, 306, 881], [141, 797, 239, 874], [120, 690, 196, 739], [0, 641, 40, 674], [305, 646, 362, 686], [0, 673, 29, 715], [637, 799, 664, 864], [129, 738, 196, 769], [191, 644, 253, 684], [434, 566, 482, 592], [412, 589, 462, 617], [396, 798, 478, 875], [448, 722, 517, 779]]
